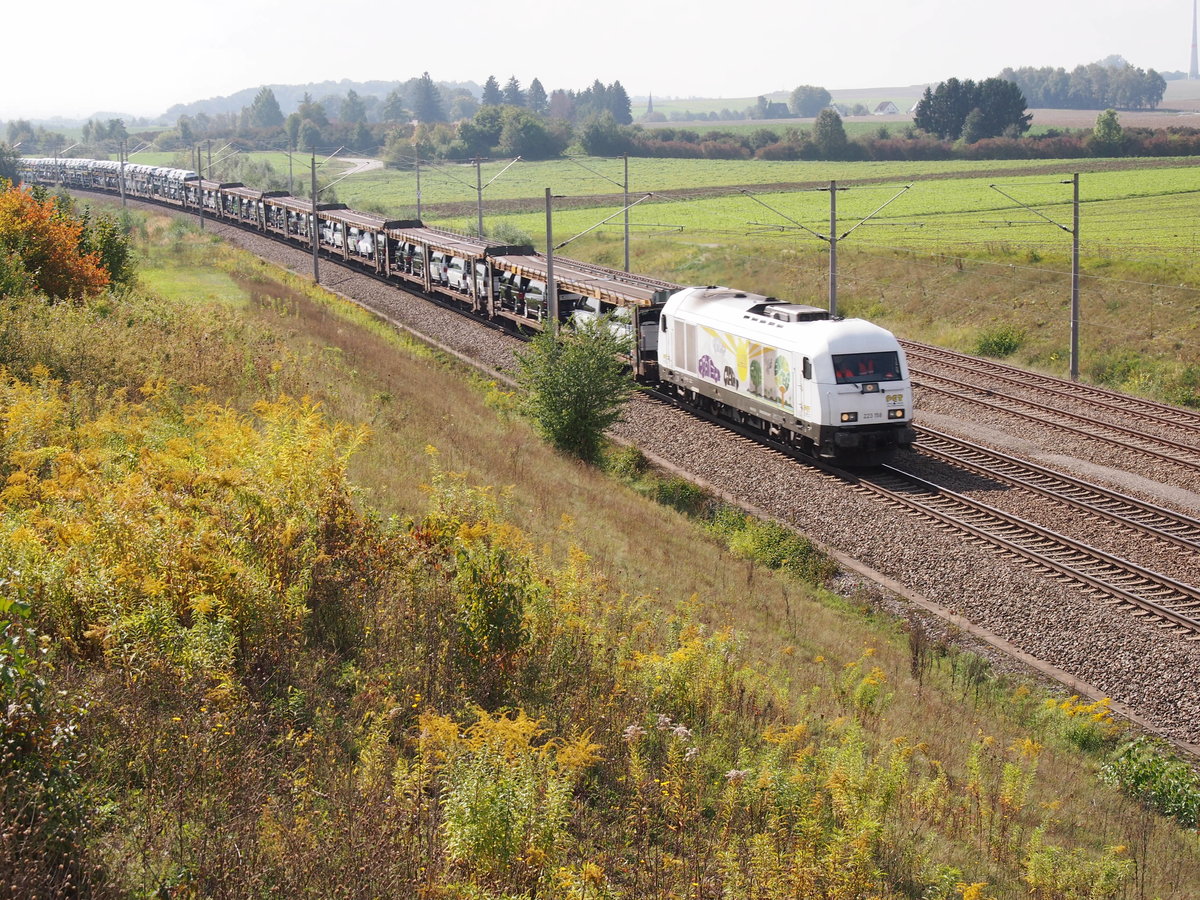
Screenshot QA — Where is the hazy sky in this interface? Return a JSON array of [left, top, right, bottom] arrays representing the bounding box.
[[3, 0, 1194, 120]]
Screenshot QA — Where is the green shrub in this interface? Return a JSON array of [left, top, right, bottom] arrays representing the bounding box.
[[654, 475, 708, 514], [974, 323, 1026, 358], [433, 710, 584, 893], [515, 314, 633, 463], [0, 249, 33, 298], [604, 444, 648, 479], [1164, 363, 1200, 409], [1022, 827, 1134, 899], [454, 542, 533, 689], [487, 221, 534, 247], [1100, 737, 1200, 828], [709, 506, 835, 584]]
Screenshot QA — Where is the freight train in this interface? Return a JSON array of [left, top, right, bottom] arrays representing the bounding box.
[[17, 156, 915, 464]]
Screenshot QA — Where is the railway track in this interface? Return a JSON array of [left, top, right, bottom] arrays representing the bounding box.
[[909, 426, 1200, 553], [649, 388, 1200, 637], [851, 465, 1200, 638], [913, 370, 1200, 472], [902, 339, 1200, 432]]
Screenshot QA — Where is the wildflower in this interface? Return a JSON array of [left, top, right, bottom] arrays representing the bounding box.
[[623, 724, 646, 743], [672, 724, 693, 740], [684, 747, 699, 762], [725, 768, 750, 784], [656, 714, 673, 731]]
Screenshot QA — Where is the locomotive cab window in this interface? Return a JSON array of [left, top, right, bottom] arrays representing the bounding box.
[[802, 357, 812, 380], [831, 351, 901, 384]]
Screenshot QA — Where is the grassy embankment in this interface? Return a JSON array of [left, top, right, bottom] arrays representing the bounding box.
[[4, 197, 1199, 896]]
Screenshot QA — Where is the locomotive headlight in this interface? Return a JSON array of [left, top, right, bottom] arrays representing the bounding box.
[[888, 408, 906, 419], [840, 412, 858, 423]]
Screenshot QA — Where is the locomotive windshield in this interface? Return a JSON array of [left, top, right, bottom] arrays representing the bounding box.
[[832, 351, 902, 384]]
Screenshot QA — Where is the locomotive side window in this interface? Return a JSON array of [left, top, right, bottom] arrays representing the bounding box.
[[802, 357, 812, 380], [831, 351, 901, 384]]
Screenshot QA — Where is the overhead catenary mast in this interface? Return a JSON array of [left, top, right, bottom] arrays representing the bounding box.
[[1192, 0, 1199, 80]]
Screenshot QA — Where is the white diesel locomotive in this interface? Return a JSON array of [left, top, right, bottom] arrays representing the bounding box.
[[17, 157, 914, 464], [653, 287, 914, 463]]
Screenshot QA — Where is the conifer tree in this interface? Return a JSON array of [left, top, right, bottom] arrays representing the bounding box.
[[503, 76, 525, 107], [412, 72, 447, 123], [341, 89, 367, 125], [527, 78, 547, 115], [248, 86, 285, 129], [481, 75, 503, 106]]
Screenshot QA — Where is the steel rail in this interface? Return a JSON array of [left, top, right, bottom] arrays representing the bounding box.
[[853, 466, 1200, 636], [902, 338, 1200, 429], [905, 345, 1200, 440], [915, 375, 1200, 471], [910, 426, 1200, 552]]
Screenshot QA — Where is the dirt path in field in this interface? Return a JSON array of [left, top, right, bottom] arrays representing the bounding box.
[[420, 155, 1200, 218], [339, 157, 384, 176]]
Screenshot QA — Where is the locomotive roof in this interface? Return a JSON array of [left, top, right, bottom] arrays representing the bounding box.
[[665, 286, 899, 354]]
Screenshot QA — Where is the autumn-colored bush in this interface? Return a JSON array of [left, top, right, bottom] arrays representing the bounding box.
[[0, 182, 109, 300]]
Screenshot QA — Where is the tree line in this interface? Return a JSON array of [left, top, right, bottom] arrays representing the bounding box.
[[998, 58, 1167, 110], [3, 58, 1184, 171], [140, 74, 636, 164], [912, 78, 1032, 141], [438, 109, 1200, 163]]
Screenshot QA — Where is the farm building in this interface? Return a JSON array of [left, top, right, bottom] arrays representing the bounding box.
[[873, 101, 900, 115]]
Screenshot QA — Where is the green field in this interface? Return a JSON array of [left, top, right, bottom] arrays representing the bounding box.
[[403, 159, 1200, 259], [370, 155, 1198, 402], [122, 151, 1200, 256], [324, 155, 1196, 216]]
